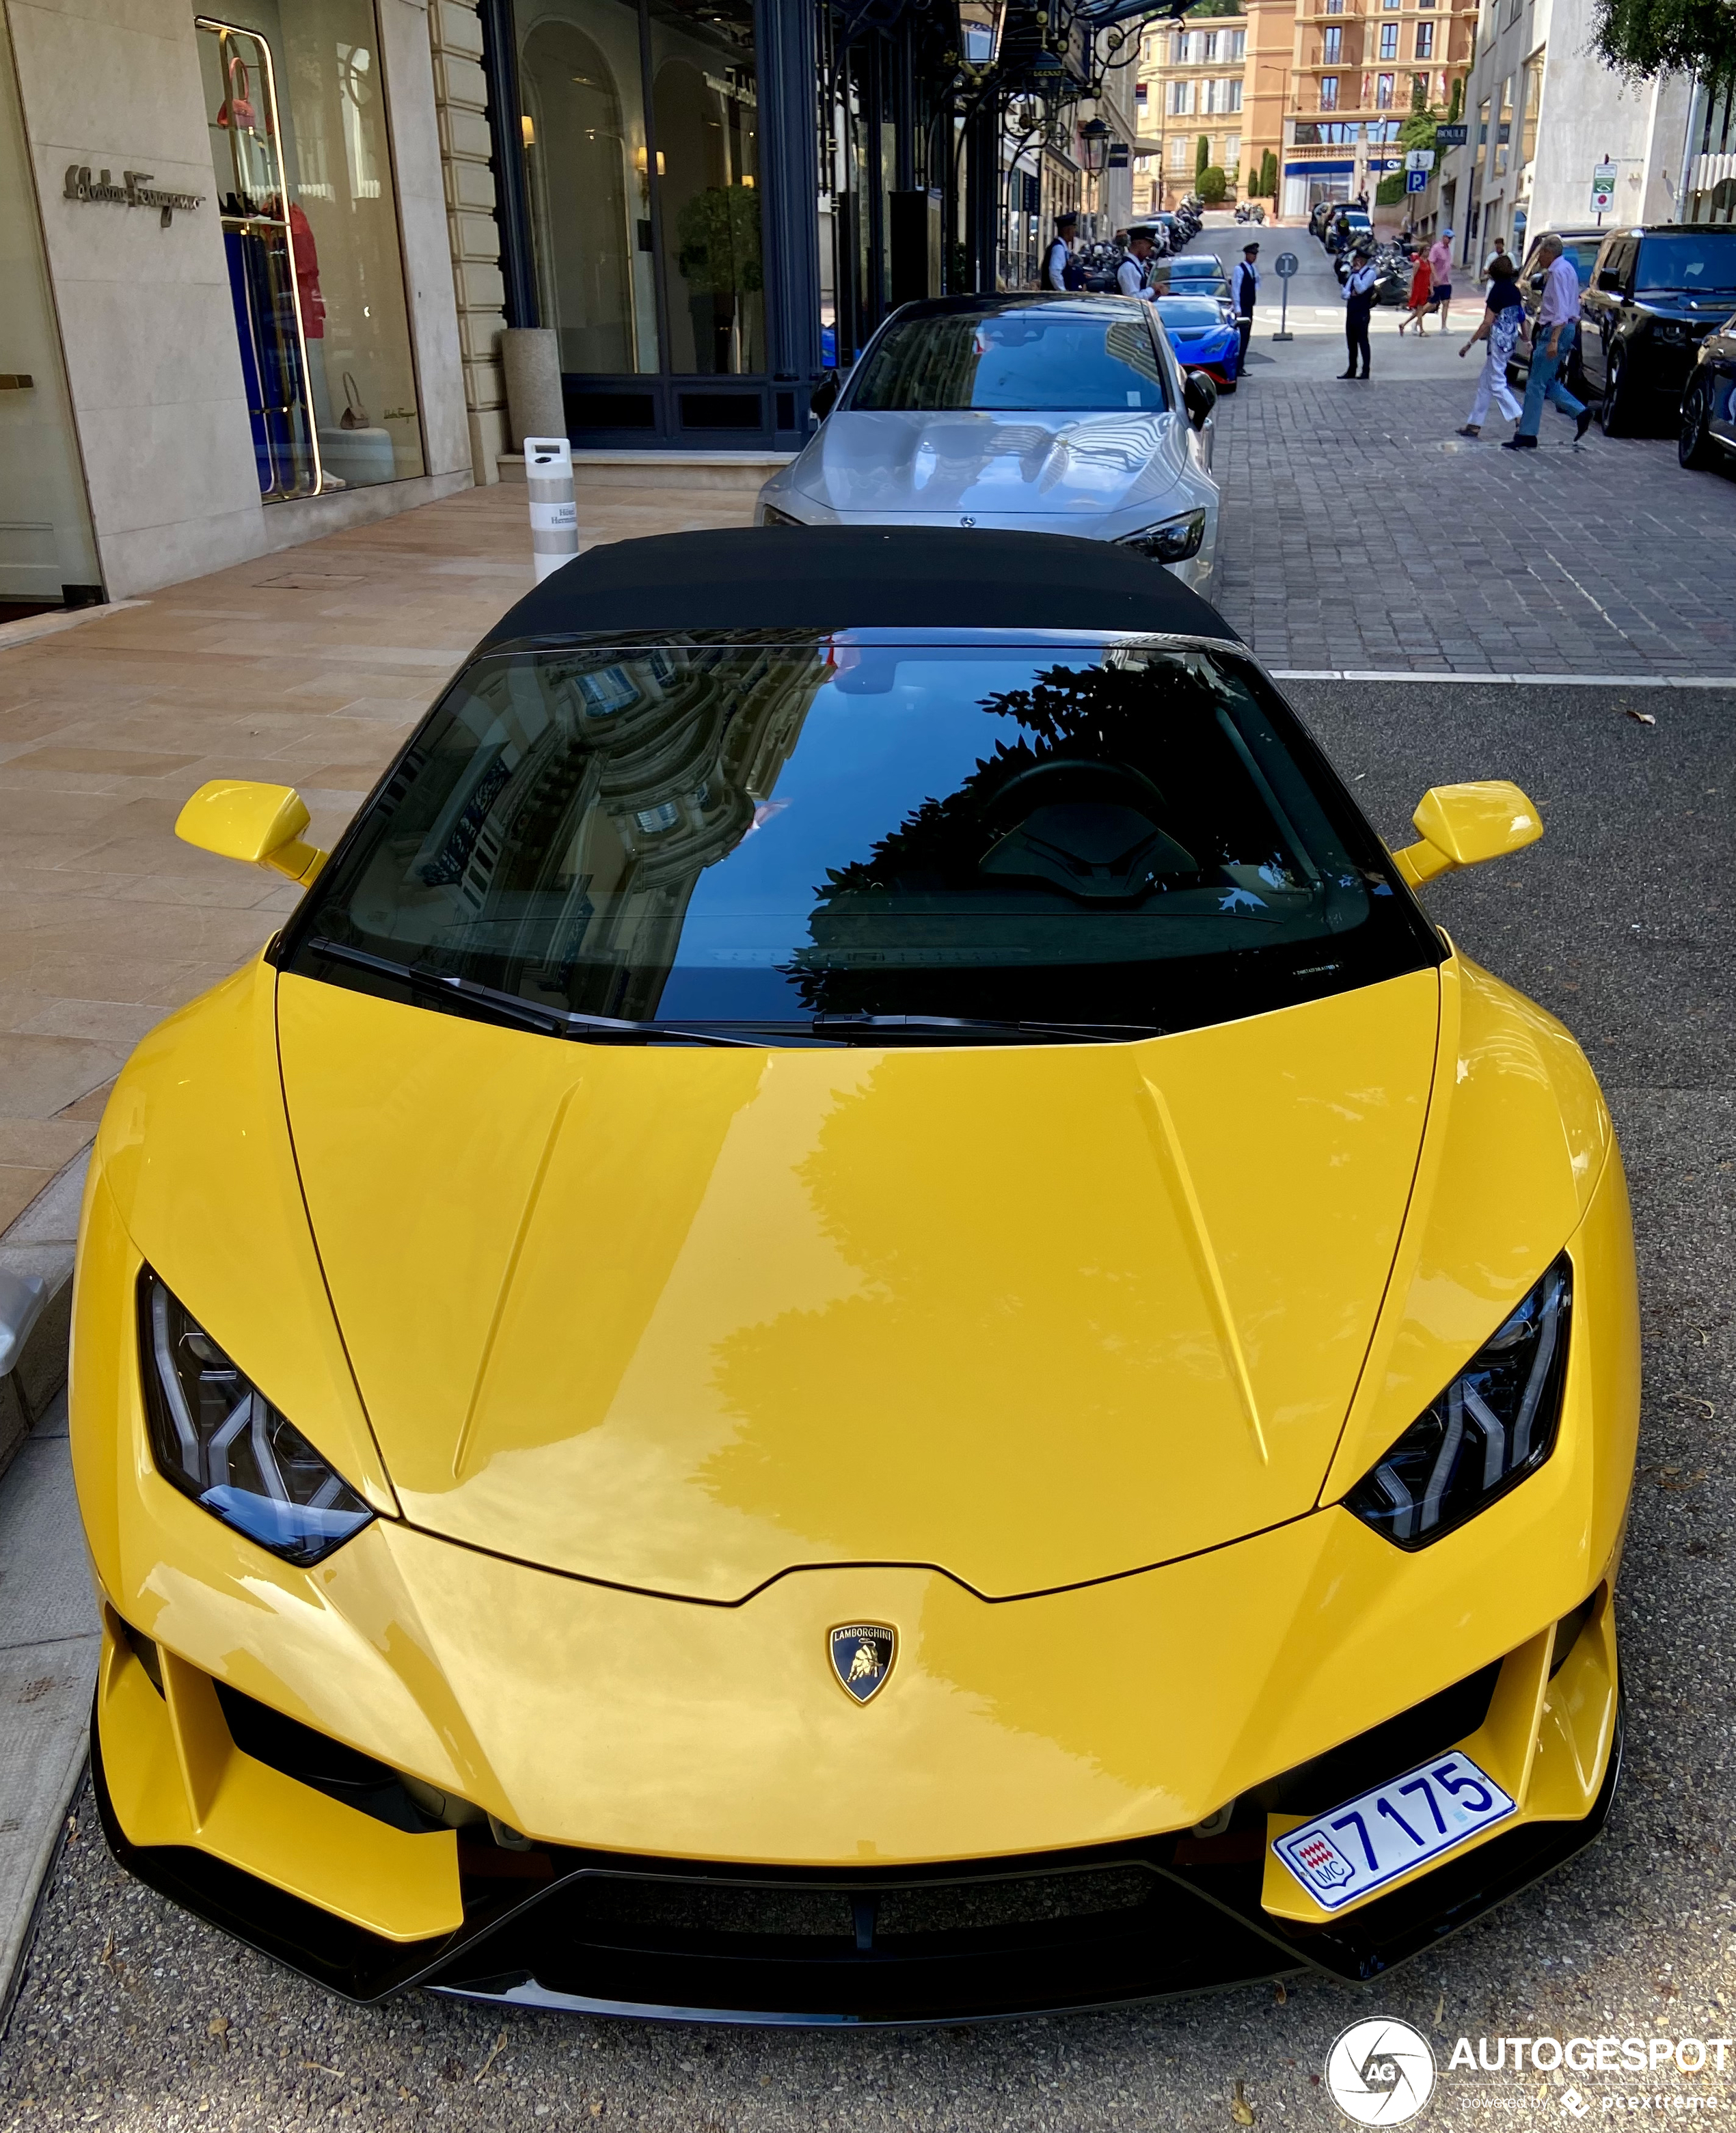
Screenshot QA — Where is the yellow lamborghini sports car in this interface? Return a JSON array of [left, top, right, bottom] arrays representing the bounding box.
[[72, 528, 1638, 2024]]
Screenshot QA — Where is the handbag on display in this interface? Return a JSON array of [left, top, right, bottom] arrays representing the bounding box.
[[339, 371, 370, 430], [217, 53, 257, 132]]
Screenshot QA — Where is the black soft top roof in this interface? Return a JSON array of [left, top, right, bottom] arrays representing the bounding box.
[[476, 527, 1240, 649]]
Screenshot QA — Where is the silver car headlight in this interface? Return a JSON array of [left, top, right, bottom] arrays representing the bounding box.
[[1346, 1255, 1572, 1549], [1117, 509, 1207, 564], [138, 1270, 374, 1566], [759, 502, 804, 528]]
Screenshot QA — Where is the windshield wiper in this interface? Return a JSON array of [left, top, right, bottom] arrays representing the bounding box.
[[301, 939, 778, 1048], [303, 943, 1158, 1048], [813, 1013, 1159, 1043]]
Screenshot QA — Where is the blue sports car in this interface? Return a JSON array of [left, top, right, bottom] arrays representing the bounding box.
[[1156, 294, 1240, 394]]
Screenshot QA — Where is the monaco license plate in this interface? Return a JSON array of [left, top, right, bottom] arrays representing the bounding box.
[[1271, 1751, 1517, 1910]]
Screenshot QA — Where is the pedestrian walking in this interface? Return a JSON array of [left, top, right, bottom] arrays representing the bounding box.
[[1116, 227, 1159, 299], [1456, 253, 1528, 435], [1044, 213, 1079, 293], [1340, 239, 1377, 379], [1398, 247, 1433, 334], [1428, 230, 1454, 331], [1233, 242, 1260, 372], [1503, 232, 1597, 451]]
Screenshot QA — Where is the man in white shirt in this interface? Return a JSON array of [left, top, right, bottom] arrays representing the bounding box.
[[1044, 214, 1079, 291], [1340, 241, 1378, 379], [1116, 228, 1159, 299], [1504, 233, 1595, 450]]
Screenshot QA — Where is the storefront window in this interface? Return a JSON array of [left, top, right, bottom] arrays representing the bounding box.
[[518, 0, 658, 372], [651, 0, 762, 374], [198, 0, 425, 500], [517, 0, 761, 379]]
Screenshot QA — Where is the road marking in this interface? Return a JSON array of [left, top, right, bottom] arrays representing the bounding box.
[[1270, 671, 1736, 688]]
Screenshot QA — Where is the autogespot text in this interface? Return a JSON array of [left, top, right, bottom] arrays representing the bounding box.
[[1449, 2035, 1734, 2075]]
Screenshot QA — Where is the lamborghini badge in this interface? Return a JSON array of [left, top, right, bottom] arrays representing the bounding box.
[[829, 1624, 897, 1704]]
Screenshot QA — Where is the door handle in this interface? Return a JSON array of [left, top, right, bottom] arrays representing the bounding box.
[[0, 375, 35, 390]]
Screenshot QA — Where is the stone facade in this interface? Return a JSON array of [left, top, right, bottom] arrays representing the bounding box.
[[426, 0, 510, 482], [1, 0, 476, 599]]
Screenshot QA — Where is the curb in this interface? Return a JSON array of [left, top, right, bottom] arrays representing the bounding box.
[[0, 1152, 90, 1486]]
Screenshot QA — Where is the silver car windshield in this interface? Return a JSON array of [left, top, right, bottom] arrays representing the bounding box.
[[847, 311, 1169, 413]]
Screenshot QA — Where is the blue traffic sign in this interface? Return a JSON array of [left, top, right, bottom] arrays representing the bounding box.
[[1406, 169, 1428, 193]]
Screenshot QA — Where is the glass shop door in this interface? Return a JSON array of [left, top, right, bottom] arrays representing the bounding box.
[[0, 20, 102, 612]]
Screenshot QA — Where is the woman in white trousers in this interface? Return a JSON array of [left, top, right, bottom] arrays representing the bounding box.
[[1456, 254, 1528, 437]]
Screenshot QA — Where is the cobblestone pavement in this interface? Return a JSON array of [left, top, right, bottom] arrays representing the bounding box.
[[1210, 376, 1736, 679], [2, 684, 1733, 2132]]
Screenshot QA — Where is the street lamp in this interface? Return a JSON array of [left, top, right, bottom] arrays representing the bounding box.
[[958, 0, 1007, 70], [1078, 114, 1112, 173]]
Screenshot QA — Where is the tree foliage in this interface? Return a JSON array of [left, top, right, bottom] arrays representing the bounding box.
[[1594, 0, 1736, 85], [1199, 163, 1228, 201], [1376, 171, 1406, 205], [1196, 131, 1211, 174], [1182, 0, 1243, 17]]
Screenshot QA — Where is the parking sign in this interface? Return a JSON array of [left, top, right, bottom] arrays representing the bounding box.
[[1591, 159, 1617, 213]]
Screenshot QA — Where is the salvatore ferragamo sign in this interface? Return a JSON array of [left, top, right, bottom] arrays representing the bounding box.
[[63, 165, 205, 227]]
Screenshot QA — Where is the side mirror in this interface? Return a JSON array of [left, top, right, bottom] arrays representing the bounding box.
[[1596, 268, 1623, 293], [175, 779, 328, 884], [1183, 368, 1218, 429], [1389, 780, 1542, 889], [810, 370, 842, 420]]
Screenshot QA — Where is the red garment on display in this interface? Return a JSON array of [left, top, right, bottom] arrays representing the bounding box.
[[288, 204, 326, 338]]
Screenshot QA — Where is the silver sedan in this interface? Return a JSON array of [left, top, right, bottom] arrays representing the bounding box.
[[755, 295, 1223, 597]]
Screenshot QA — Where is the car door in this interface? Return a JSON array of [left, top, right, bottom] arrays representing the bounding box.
[[1581, 235, 1632, 394]]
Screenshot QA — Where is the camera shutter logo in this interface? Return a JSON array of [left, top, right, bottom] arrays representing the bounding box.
[[1325, 2019, 1436, 2125]]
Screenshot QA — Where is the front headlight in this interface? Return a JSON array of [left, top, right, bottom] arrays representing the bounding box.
[[138, 1270, 375, 1566], [1346, 1255, 1572, 1549], [759, 502, 804, 528], [1117, 508, 1207, 563]]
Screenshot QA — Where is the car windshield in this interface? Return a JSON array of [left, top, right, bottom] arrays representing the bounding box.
[[847, 310, 1168, 412], [1168, 260, 1223, 277], [1635, 231, 1736, 294], [1158, 299, 1225, 329], [281, 631, 1440, 1042]]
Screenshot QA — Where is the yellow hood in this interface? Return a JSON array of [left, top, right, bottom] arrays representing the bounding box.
[[277, 969, 1440, 1600]]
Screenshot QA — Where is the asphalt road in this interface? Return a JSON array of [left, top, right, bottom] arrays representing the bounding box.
[[2, 683, 1734, 2133]]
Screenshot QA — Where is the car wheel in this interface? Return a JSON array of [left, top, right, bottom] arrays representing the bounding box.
[[1599, 349, 1629, 437], [1679, 379, 1719, 470]]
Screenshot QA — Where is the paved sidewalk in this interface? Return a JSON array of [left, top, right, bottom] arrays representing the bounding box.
[[0, 480, 750, 1233]]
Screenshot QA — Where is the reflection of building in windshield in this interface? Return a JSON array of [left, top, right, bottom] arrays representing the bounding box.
[[409, 639, 824, 1018]]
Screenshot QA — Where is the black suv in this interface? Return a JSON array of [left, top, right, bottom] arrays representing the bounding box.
[[1576, 223, 1736, 435]]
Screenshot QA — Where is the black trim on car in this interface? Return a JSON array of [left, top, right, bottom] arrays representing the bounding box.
[[90, 1682, 1621, 2024]]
